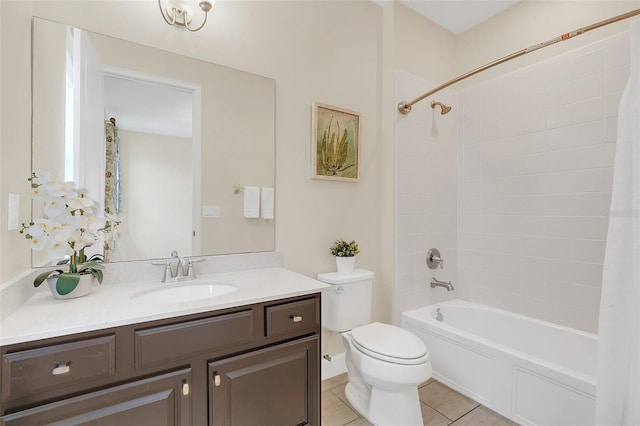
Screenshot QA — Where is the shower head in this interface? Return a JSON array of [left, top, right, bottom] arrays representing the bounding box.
[[431, 101, 452, 115]]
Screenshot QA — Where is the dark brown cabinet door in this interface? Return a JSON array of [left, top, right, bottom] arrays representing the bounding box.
[[208, 336, 319, 426], [1, 368, 192, 426]]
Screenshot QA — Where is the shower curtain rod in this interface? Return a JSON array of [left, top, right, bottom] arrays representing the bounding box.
[[398, 8, 640, 115]]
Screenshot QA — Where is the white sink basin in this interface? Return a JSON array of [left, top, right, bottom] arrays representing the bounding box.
[[131, 281, 237, 304]]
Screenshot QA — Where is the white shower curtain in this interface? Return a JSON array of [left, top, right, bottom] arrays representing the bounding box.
[[596, 17, 640, 426]]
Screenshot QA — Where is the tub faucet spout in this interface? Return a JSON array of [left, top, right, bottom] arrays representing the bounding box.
[[430, 277, 454, 291]]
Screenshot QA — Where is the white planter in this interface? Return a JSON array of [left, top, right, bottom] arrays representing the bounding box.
[[335, 256, 355, 274], [47, 274, 95, 299]]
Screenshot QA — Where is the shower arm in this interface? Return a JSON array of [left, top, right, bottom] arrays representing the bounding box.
[[398, 8, 640, 115]]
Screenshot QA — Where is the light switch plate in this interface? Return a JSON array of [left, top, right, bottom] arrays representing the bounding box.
[[8, 194, 20, 230], [202, 206, 220, 218]]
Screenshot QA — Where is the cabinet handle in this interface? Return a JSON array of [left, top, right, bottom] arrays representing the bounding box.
[[52, 363, 71, 376], [213, 374, 221, 387], [290, 315, 303, 323], [182, 382, 190, 396]]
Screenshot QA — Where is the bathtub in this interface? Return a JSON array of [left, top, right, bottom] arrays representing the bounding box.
[[401, 299, 597, 426]]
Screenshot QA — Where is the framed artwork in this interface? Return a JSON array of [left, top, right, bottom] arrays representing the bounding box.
[[312, 102, 361, 182]]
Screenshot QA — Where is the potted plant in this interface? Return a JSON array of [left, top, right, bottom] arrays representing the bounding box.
[[20, 173, 119, 299], [330, 239, 359, 274]]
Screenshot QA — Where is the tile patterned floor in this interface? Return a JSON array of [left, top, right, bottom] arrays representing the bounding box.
[[321, 374, 518, 426]]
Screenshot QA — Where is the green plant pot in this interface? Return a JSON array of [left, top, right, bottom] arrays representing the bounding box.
[[47, 274, 96, 299]]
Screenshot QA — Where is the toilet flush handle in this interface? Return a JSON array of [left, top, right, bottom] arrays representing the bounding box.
[[335, 286, 344, 294]]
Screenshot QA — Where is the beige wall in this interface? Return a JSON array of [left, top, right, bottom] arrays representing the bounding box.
[[116, 130, 192, 261], [394, 2, 457, 84], [0, 1, 33, 284]]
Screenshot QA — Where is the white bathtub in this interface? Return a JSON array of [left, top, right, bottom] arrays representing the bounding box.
[[401, 299, 597, 426]]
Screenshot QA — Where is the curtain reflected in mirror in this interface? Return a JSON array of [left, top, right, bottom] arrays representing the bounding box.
[[104, 118, 122, 262]]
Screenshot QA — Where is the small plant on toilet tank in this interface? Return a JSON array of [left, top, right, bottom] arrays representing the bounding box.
[[330, 239, 359, 274]]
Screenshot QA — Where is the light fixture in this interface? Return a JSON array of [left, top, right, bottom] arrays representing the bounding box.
[[158, 0, 214, 32]]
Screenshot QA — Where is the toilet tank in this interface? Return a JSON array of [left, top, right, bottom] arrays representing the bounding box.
[[317, 269, 374, 332]]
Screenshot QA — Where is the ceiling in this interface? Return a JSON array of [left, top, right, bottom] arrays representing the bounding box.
[[104, 75, 193, 139], [397, 0, 522, 34]]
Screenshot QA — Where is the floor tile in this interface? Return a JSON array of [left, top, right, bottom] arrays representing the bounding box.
[[450, 406, 518, 426], [418, 381, 479, 421], [322, 389, 360, 426], [421, 402, 453, 426], [323, 372, 349, 392], [419, 377, 435, 388], [331, 383, 353, 408], [344, 418, 374, 426]]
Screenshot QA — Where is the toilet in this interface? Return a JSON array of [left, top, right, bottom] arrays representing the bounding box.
[[318, 269, 432, 426]]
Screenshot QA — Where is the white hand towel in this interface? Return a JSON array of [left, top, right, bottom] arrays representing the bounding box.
[[243, 186, 260, 218], [261, 187, 274, 219]]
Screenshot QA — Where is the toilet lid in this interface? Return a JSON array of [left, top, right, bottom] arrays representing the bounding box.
[[351, 322, 428, 365]]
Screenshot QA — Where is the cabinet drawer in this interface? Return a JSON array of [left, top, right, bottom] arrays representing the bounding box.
[[265, 298, 319, 338], [1, 335, 116, 401], [135, 310, 254, 369], [1, 368, 192, 426]]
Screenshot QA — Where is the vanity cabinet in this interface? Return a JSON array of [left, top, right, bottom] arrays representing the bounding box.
[[0, 293, 320, 426], [208, 337, 318, 426]]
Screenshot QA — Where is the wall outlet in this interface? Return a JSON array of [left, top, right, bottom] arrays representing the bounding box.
[[202, 206, 220, 218], [8, 194, 20, 230]]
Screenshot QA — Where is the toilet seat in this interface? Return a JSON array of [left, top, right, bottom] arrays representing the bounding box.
[[350, 322, 429, 365]]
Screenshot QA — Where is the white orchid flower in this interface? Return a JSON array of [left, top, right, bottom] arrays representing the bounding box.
[[29, 235, 48, 251], [85, 216, 106, 231], [48, 240, 73, 257], [25, 173, 119, 277], [74, 233, 97, 251], [62, 181, 76, 191], [26, 218, 50, 237], [67, 196, 94, 210], [43, 197, 65, 217], [68, 215, 89, 231], [34, 172, 53, 184], [41, 181, 67, 198], [31, 185, 45, 200], [51, 223, 75, 242]]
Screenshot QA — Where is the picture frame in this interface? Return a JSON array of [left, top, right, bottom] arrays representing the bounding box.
[[311, 102, 361, 182]]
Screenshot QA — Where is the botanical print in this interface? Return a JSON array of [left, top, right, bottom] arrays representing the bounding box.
[[312, 103, 361, 181]]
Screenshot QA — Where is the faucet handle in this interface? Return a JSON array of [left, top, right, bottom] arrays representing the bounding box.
[[151, 260, 174, 282], [426, 248, 444, 270], [185, 258, 206, 279]]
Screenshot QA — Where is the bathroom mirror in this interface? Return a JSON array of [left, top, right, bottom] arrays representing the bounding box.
[[31, 17, 275, 266]]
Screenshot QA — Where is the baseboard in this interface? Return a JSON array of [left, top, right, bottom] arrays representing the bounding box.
[[321, 351, 347, 381]]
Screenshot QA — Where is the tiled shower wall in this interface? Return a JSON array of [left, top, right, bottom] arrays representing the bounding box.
[[396, 32, 630, 333], [395, 70, 458, 323], [458, 32, 629, 333]]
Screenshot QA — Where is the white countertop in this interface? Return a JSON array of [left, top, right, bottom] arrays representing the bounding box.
[[0, 267, 329, 346]]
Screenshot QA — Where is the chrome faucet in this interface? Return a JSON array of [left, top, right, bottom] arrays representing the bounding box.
[[152, 251, 205, 282], [430, 277, 454, 291]]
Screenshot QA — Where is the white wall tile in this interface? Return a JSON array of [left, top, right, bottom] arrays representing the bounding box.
[[604, 33, 630, 69], [604, 64, 630, 94], [572, 72, 603, 102], [571, 97, 603, 124], [575, 48, 604, 78]]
